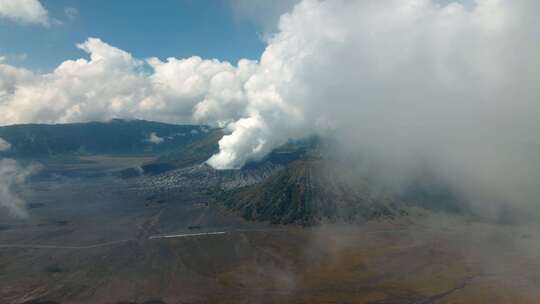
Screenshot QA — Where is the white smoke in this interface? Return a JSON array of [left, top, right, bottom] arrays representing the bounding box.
[[208, 0, 540, 215], [0, 158, 40, 218], [0, 137, 11, 151], [0, 139, 40, 218]]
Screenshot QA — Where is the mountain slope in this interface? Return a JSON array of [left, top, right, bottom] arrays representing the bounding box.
[[220, 157, 405, 225]]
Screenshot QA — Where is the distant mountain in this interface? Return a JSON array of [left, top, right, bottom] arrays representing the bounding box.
[[0, 119, 215, 158]]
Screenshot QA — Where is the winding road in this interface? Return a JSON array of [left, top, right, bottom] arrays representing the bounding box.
[[0, 230, 238, 250]]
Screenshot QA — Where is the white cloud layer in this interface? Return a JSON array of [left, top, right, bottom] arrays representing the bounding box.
[[0, 0, 539, 210], [0, 0, 49, 25]]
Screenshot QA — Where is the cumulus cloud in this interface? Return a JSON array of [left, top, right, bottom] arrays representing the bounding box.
[[0, 159, 40, 218], [0, 0, 49, 26], [147, 55, 257, 124], [146, 132, 164, 144], [0, 37, 256, 126]]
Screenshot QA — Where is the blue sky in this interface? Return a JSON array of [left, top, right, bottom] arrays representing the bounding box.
[[0, 0, 266, 71]]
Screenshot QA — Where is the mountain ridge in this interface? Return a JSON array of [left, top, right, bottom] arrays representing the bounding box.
[[0, 119, 214, 158]]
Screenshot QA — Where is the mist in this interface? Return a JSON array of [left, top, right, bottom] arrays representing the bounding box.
[[0, 158, 40, 219]]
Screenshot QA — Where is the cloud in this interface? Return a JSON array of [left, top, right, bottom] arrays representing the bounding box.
[[64, 7, 78, 20], [0, 37, 256, 126], [0, 158, 40, 218], [0, 0, 49, 26], [146, 132, 164, 144], [0, 63, 34, 101], [147, 55, 256, 124], [0, 137, 11, 151]]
